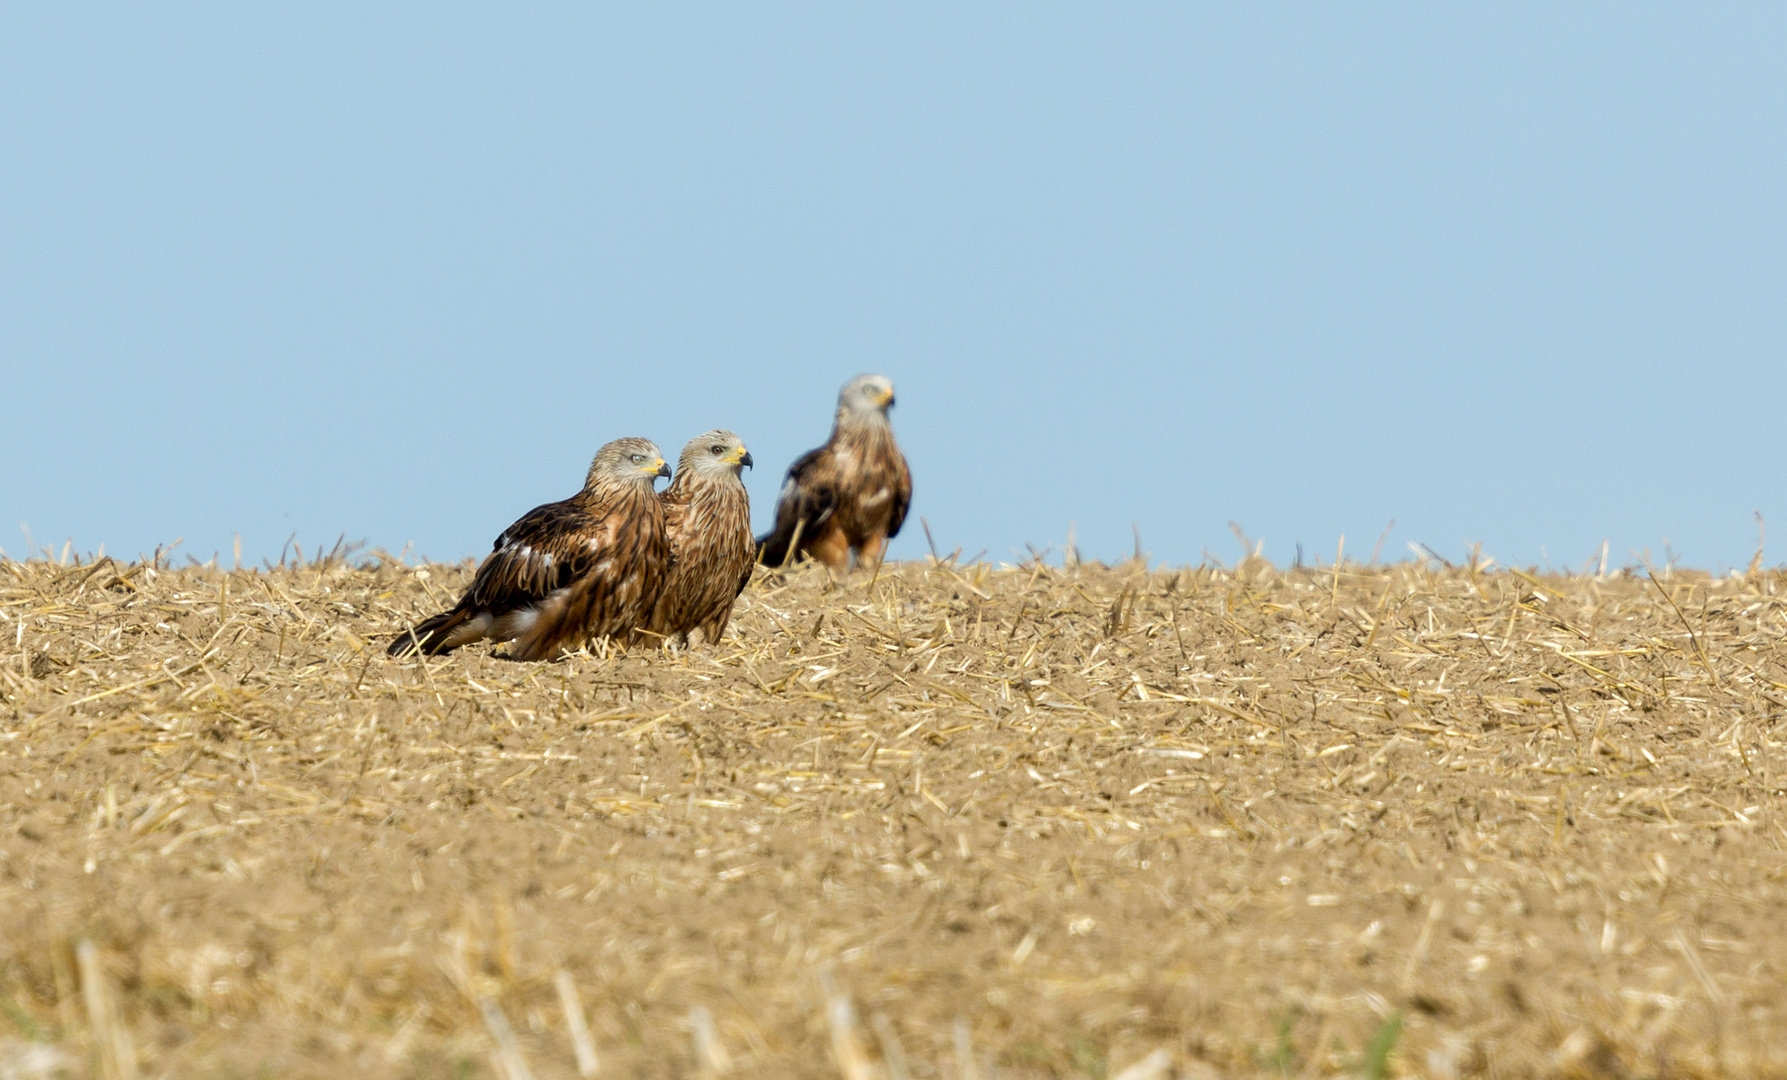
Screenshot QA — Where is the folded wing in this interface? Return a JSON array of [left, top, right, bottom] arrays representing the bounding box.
[[755, 447, 840, 567]]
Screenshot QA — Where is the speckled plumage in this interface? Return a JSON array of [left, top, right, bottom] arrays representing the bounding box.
[[644, 430, 756, 647], [757, 374, 911, 572], [389, 438, 671, 660]]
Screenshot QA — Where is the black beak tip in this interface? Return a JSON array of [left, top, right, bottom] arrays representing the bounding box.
[[656, 463, 672, 479], [741, 451, 754, 470]]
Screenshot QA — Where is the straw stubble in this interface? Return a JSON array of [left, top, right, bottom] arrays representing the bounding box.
[[0, 550, 1783, 1076]]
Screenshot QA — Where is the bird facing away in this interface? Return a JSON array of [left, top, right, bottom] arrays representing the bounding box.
[[644, 430, 756, 648], [757, 373, 912, 572], [388, 438, 671, 661]]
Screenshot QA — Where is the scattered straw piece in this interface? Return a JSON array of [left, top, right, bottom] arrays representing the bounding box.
[[479, 997, 535, 1080], [381, 1005, 429, 1065], [1109, 1049, 1172, 1080], [823, 992, 873, 1080], [952, 1019, 979, 1080], [554, 969, 599, 1078], [690, 1006, 731, 1078], [76, 941, 134, 1080], [869, 1013, 911, 1080]]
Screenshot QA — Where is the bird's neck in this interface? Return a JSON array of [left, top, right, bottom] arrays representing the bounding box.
[[833, 408, 890, 442], [667, 469, 739, 497], [579, 477, 655, 506]]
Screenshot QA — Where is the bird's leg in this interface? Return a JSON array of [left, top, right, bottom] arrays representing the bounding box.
[[807, 527, 851, 574], [856, 533, 888, 572], [628, 628, 671, 654]]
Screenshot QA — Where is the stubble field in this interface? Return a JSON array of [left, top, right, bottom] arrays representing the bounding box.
[[1, 550, 1785, 1079]]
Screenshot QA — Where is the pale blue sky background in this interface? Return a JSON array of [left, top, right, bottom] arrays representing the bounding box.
[[4, 6, 1784, 571]]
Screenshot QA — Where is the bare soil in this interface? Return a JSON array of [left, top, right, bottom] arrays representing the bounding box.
[[2, 553, 1785, 1078]]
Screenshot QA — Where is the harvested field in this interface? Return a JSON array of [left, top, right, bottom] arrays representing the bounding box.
[[2, 550, 1785, 1078]]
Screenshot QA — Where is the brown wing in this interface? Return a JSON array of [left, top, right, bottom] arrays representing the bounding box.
[[715, 480, 757, 613], [460, 497, 605, 616], [884, 448, 912, 540], [755, 446, 840, 566], [514, 485, 669, 659], [734, 550, 756, 599], [658, 484, 694, 569]]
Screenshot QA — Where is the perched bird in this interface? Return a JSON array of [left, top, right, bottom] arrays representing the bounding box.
[[388, 438, 671, 661], [643, 430, 756, 648], [757, 373, 912, 572]]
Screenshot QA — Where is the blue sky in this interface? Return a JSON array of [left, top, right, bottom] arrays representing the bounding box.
[[4, 6, 1784, 571]]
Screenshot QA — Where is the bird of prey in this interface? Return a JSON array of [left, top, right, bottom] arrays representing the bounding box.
[[388, 438, 672, 660], [757, 373, 911, 572], [643, 430, 756, 648]]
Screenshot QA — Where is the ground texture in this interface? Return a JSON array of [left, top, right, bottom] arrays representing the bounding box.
[[1, 553, 1785, 1078]]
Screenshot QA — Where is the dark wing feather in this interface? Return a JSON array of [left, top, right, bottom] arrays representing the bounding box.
[[755, 447, 839, 565], [463, 498, 603, 614], [727, 485, 757, 599], [884, 451, 912, 540], [387, 606, 471, 656], [658, 487, 692, 574]]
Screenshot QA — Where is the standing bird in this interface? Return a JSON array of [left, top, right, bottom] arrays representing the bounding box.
[[757, 373, 912, 572], [643, 430, 756, 648], [388, 438, 672, 661]]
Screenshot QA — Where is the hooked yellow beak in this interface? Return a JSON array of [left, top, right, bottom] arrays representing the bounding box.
[[879, 388, 896, 407], [651, 458, 671, 478], [734, 447, 754, 469]]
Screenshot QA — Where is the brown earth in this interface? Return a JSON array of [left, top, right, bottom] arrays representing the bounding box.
[[1, 551, 1785, 1078]]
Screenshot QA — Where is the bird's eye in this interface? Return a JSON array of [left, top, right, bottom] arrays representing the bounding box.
[[630, 454, 644, 463], [711, 445, 725, 455]]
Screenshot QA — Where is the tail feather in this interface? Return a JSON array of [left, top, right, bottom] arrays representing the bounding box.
[[758, 496, 832, 569], [754, 528, 786, 568], [756, 516, 806, 568], [388, 608, 472, 656]]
